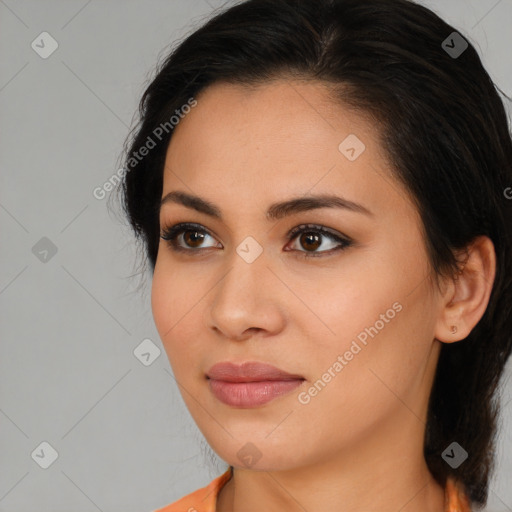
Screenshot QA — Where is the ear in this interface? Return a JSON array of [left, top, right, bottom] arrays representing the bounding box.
[[434, 236, 496, 343]]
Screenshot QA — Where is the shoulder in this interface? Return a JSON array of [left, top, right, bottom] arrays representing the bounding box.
[[153, 469, 468, 512], [152, 468, 233, 512], [444, 476, 473, 512]]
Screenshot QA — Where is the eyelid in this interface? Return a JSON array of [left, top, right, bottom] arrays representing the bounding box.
[[286, 223, 347, 242], [284, 223, 352, 257], [159, 222, 220, 254]]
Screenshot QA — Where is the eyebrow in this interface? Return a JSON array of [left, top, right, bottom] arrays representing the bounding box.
[[160, 190, 373, 221]]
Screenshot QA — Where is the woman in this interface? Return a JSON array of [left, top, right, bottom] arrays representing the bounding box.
[[116, 0, 512, 510]]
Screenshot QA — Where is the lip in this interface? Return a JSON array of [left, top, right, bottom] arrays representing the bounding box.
[[206, 361, 305, 408], [207, 361, 304, 382]]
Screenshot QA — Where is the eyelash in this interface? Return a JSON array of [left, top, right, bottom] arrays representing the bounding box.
[[159, 222, 353, 259]]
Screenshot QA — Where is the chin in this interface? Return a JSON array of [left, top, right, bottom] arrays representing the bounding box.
[[211, 441, 308, 473]]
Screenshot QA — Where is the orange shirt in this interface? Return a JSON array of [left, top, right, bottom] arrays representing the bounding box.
[[153, 467, 472, 512]]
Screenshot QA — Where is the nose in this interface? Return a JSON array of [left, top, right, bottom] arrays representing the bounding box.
[[204, 249, 286, 341]]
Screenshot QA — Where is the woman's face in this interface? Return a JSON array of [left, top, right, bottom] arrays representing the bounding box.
[[152, 78, 444, 471]]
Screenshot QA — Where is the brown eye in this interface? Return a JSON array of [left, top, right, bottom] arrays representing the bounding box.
[[182, 230, 206, 248], [286, 224, 352, 258], [299, 232, 322, 252], [160, 223, 219, 253], [160, 222, 352, 259]]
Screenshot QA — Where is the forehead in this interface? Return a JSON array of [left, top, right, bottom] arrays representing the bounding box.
[[162, 78, 416, 224], [165, 79, 374, 175], [169, 78, 375, 149]]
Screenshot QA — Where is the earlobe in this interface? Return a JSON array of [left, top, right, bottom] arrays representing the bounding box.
[[434, 236, 496, 344]]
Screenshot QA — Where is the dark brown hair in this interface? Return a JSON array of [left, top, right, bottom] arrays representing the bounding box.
[[114, 0, 512, 506]]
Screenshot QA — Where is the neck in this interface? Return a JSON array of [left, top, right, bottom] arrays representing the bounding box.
[[216, 411, 446, 512]]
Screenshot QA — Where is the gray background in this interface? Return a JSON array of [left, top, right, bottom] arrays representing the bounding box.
[[0, 0, 511, 511]]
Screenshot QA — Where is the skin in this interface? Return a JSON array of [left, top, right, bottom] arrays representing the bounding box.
[[151, 78, 496, 512]]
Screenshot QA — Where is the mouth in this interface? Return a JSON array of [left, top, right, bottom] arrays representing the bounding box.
[[206, 361, 305, 408]]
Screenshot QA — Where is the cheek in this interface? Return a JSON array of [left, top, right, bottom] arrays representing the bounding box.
[[299, 302, 427, 437], [151, 260, 216, 392], [151, 261, 198, 333], [310, 259, 434, 400], [150, 264, 171, 335], [151, 264, 197, 367]]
